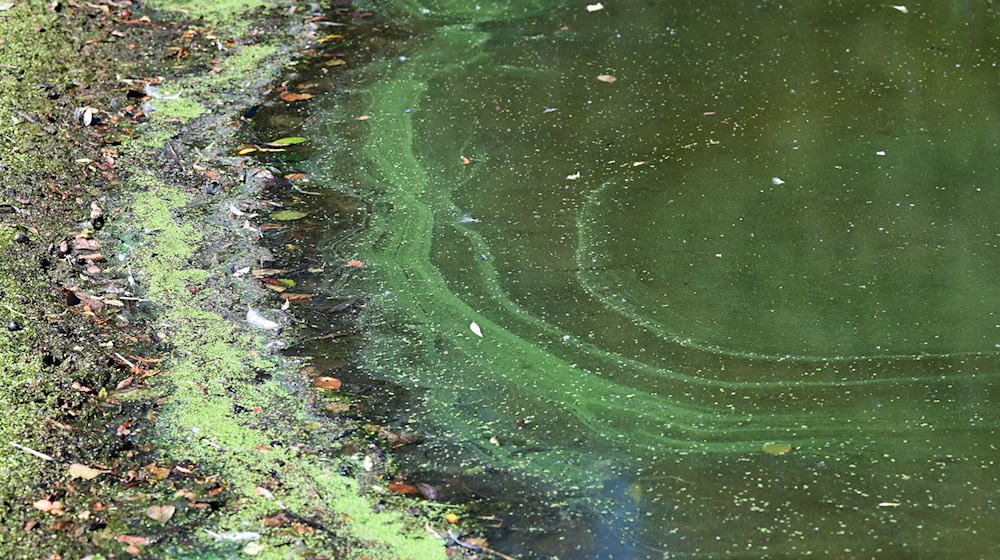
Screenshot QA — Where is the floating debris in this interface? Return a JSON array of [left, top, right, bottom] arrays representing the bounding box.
[[247, 307, 280, 330]]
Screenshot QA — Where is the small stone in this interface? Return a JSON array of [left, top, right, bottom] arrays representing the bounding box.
[[14, 232, 28, 244], [8, 321, 21, 332]]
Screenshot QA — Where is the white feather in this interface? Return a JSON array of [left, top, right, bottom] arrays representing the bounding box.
[[247, 307, 280, 330]]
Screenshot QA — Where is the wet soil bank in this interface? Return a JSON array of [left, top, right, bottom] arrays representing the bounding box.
[[0, 1, 483, 558]]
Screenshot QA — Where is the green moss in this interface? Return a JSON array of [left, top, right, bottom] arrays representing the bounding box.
[[144, 0, 282, 22], [124, 177, 445, 559], [150, 97, 207, 121]]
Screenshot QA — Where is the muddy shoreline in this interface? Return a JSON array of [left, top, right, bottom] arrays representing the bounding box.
[[0, 1, 482, 558]]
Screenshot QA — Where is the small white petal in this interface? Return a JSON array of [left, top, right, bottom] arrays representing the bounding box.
[[771, 177, 785, 185], [470, 321, 483, 337], [891, 5, 908, 14]]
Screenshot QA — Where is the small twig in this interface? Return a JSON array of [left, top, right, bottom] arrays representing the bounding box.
[[113, 352, 135, 369], [166, 141, 183, 168], [449, 531, 517, 560], [14, 110, 37, 123], [9, 441, 56, 462], [3, 304, 26, 317]]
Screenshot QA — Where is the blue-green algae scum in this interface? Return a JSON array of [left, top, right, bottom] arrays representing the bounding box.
[[304, 1, 1000, 557]]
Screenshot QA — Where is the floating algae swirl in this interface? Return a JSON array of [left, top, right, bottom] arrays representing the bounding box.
[[307, 1, 1000, 557]]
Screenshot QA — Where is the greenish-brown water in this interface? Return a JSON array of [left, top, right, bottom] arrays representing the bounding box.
[[302, 1, 1000, 557]]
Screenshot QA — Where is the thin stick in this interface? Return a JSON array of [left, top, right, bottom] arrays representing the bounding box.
[[113, 352, 135, 369], [9, 441, 56, 462], [3, 304, 26, 317]]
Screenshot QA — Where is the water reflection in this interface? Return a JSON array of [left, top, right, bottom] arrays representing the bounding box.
[[304, 1, 1000, 557]]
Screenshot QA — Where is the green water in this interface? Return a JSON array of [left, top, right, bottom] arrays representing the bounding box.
[[306, 1, 1000, 557]]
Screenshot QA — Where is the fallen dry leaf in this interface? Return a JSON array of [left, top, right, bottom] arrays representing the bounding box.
[[72, 238, 101, 251], [280, 92, 313, 102], [314, 377, 342, 390], [325, 402, 351, 413], [68, 463, 109, 480], [145, 504, 175, 523], [388, 482, 419, 495], [597, 74, 617, 83], [33, 499, 64, 515]]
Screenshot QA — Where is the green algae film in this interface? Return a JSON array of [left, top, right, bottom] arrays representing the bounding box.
[[306, 1, 1000, 558]]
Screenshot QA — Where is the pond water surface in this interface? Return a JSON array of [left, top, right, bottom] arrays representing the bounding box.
[[303, 1, 1000, 557]]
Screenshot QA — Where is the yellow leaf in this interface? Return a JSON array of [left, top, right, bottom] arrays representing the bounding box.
[[444, 513, 459, 524], [68, 463, 109, 480], [318, 34, 344, 43], [325, 59, 346, 66], [762, 442, 792, 455]]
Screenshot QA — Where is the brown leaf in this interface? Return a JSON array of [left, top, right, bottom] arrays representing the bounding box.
[[324, 402, 351, 413], [145, 504, 175, 523], [262, 512, 291, 527], [145, 463, 171, 481], [72, 238, 101, 251], [314, 376, 342, 390], [279, 293, 314, 302], [284, 173, 307, 181], [280, 92, 313, 102], [388, 482, 419, 495]]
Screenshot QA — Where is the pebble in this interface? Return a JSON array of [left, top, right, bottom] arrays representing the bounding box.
[[8, 321, 21, 332], [13, 232, 28, 244]]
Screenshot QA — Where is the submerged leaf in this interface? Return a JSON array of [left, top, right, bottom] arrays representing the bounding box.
[[266, 136, 308, 146], [597, 74, 617, 83], [279, 92, 312, 102], [762, 442, 792, 455], [270, 210, 309, 221], [388, 482, 419, 494], [314, 377, 342, 390]]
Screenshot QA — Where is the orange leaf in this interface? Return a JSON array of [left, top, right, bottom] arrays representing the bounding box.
[[388, 482, 419, 494], [280, 92, 313, 102], [356, 115, 370, 121], [344, 260, 364, 268], [314, 377, 342, 390]]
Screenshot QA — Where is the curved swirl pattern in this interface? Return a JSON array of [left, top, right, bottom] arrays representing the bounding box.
[[307, 2, 1000, 557]]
